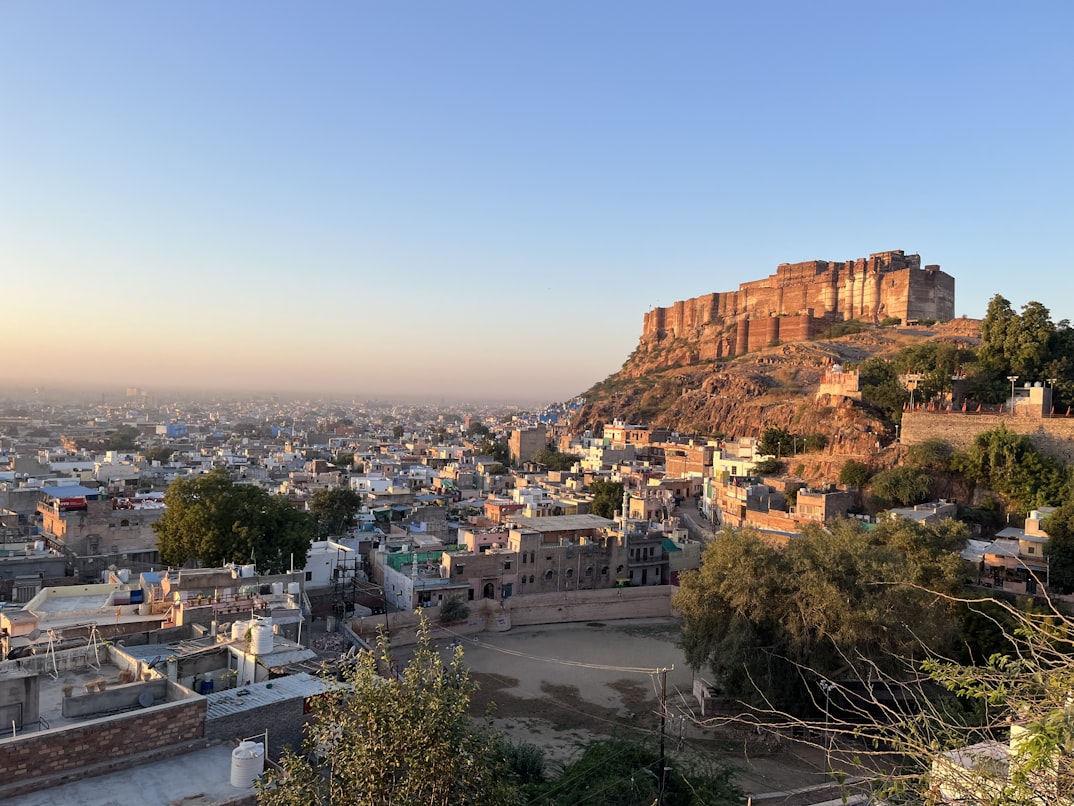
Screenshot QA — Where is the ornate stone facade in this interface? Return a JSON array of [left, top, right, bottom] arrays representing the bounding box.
[[642, 250, 955, 356]]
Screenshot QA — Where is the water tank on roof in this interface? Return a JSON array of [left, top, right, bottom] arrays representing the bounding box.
[[271, 582, 284, 595], [250, 616, 273, 654], [230, 741, 264, 788], [231, 620, 248, 642], [118, 568, 130, 583], [287, 581, 301, 595], [241, 564, 256, 578]]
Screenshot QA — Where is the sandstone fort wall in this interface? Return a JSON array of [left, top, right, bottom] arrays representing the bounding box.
[[642, 250, 955, 356]]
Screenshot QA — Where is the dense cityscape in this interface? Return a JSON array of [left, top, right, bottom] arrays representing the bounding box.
[[5, 1, 1072, 804]]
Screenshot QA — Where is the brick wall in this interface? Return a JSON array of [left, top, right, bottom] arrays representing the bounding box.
[[901, 411, 1074, 463], [205, 698, 309, 757], [0, 696, 205, 790]]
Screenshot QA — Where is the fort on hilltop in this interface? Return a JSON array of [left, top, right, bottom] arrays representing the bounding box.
[[642, 250, 955, 357]]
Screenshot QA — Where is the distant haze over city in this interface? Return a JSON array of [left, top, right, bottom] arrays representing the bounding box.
[[4, 4, 1071, 400]]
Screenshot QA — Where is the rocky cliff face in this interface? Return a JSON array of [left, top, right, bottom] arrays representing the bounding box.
[[574, 320, 981, 480]]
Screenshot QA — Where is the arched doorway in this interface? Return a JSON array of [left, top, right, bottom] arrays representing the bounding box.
[[482, 582, 495, 599]]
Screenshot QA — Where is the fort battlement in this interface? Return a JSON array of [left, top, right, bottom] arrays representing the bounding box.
[[642, 250, 954, 357]]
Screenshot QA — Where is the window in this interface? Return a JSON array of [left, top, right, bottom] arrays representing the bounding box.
[[456, 564, 465, 576], [565, 568, 574, 579], [521, 553, 527, 565], [616, 565, 624, 574], [544, 570, 554, 581], [503, 561, 512, 570], [546, 555, 552, 562], [305, 572, 312, 581], [529, 575, 534, 583], [601, 566, 608, 576], [1027, 547, 1035, 554], [585, 566, 593, 577]]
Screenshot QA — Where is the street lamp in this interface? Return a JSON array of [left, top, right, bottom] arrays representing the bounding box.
[[1048, 378, 1058, 415], [1008, 376, 1019, 414]]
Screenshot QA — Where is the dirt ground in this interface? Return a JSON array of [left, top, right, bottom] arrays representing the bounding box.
[[420, 617, 834, 798]]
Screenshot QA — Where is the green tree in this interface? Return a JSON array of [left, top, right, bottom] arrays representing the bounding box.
[[107, 424, 140, 450], [905, 438, 954, 471], [391, 424, 405, 439], [527, 739, 740, 805], [757, 427, 795, 457], [839, 459, 871, 487], [868, 465, 933, 508], [859, 357, 909, 423], [589, 480, 625, 519], [532, 448, 580, 471], [308, 486, 363, 537], [144, 446, 174, 464], [950, 426, 1067, 516], [153, 469, 315, 573], [480, 437, 511, 465], [674, 519, 968, 711], [1044, 502, 1074, 594], [333, 451, 354, 469], [256, 619, 518, 806]]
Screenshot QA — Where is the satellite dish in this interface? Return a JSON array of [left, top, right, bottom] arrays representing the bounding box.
[[27, 629, 41, 641], [138, 691, 154, 708]]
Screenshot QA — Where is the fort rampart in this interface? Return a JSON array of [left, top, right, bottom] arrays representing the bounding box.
[[642, 250, 955, 357]]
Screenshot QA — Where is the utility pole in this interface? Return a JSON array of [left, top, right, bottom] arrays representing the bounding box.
[[658, 667, 668, 805]]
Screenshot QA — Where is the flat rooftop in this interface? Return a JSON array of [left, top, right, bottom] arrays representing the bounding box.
[[8, 742, 255, 806], [508, 514, 615, 532]]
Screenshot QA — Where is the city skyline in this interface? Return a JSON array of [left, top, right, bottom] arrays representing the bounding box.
[[4, 2, 1072, 402]]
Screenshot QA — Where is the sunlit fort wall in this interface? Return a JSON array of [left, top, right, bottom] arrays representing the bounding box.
[[642, 250, 955, 358]]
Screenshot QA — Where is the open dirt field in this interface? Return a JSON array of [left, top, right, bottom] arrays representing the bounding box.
[[426, 617, 834, 798]]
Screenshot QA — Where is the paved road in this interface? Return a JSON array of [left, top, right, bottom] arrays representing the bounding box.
[[675, 497, 718, 544]]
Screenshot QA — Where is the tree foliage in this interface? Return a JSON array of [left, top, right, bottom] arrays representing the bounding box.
[[589, 480, 625, 519], [525, 739, 740, 805], [257, 619, 518, 806], [839, 459, 871, 487], [532, 448, 580, 471], [950, 426, 1068, 516], [1044, 499, 1074, 594], [868, 465, 933, 508], [153, 468, 315, 573], [107, 424, 140, 450], [308, 486, 363, 537], [674, 519, 969, 711]]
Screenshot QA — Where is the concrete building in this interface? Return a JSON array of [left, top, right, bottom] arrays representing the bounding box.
[[509, 426, 547, 466]]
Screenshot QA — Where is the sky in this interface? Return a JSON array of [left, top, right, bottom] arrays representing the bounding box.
[[3, 2, 1072, 404]]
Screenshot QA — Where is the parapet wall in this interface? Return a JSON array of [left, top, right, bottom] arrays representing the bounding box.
[[0, 694, 206, 797], [901, 412, 1074, 464]]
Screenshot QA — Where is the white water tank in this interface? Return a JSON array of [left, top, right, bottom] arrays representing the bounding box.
[[118, 568, 130, 583], [286, 581, 301, 595], [230, 741, 264, 788], [271, 581, 284, 595], [231, 620, 248, 642], [240, 564, 256, 578], [250, 617, 273, 654]]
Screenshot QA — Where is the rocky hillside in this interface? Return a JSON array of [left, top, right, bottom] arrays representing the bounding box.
[[572, 320, 981, 479]]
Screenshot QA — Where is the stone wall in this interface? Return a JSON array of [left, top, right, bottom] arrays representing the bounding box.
[[901, 411, 1074, 464], [640, 250, 955, 355], [349, 586, 676, 647], [0, 696, 205, 796]]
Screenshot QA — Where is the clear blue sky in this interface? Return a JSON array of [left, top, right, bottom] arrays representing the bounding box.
[[3, 1, 1072, 403]]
